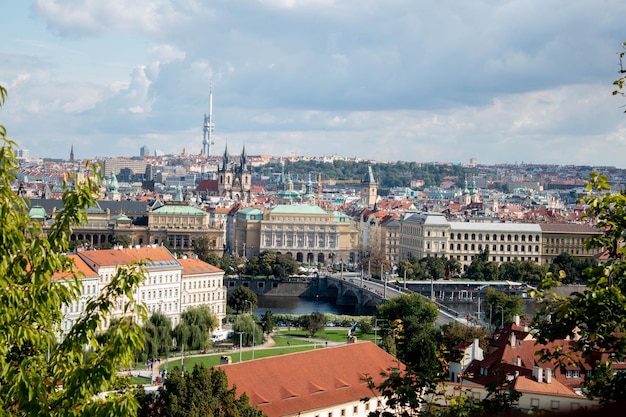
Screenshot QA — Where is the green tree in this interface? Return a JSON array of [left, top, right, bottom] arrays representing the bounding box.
[[228, 286, 258, 314], [300, 311, 326, 337], [532, 173, 626, 402], [260, 310, 276, 334], [0, 85, 147, 416], [438, 320, 491, 362], [498, 259, 547, 284], [143, 312, 173, 358], [484, 287, 524, 329], [375, 293, 440, 377], [232, 313, 263, 347], [464, 248, 499, 280], [548, 252, 594, 284], [172, 305, 219, 352], [137, 365, 263, 417]]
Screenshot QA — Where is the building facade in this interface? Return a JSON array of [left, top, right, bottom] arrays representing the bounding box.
[[234, 204, 359, 265], [398, 212, 599, 269]]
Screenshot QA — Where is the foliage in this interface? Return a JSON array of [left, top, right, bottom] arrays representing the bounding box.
[[232, 313, 263, 347], [260, 310, 276, 334], [397, 256, 461, 281], [0, 85, 147, 416], [497, 259, 547, 285], [613, 41, 626, 109], [531, 173, 626, 402], [112, 233, 132, 248], [142, 313, 173, 360], [244, 252, 298, 278], [227, 286, 258, 314], [172, 305, 219, 352], [548, 252, 594, 284], [464, 249, 498, 281], [136, 365, 264, 417], [375, 293, 440, 377], [364, 367, 522, 417], [300, 311, 326, 337], [484, 288, 524, 329], [437, 321, 491, 362], [257, 159, 467, 188]]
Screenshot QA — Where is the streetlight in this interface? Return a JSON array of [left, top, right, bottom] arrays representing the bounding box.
[[236, 332, 245, 363], [374, 319, 387, 345], [246, 300, 255, 360]]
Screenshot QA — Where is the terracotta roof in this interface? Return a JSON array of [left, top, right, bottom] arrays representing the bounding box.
[[178, 257, 223, 275], [216, 342, 403, 417], [77, 246, 179, 268], [52, 254, 99, 280]]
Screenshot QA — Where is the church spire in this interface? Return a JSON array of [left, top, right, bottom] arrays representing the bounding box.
[[69, 145, 74, 162]]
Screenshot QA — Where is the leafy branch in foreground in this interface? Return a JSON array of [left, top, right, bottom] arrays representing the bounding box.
[[0, 84, 148, 416]]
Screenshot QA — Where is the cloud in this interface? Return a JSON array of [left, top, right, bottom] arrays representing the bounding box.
[[0, 0, 623, 167]]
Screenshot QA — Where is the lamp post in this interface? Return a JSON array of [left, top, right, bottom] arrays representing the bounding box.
[[246, 300, 255, 360], [236, 332, 245, 363], [374, 319, 387, 345]]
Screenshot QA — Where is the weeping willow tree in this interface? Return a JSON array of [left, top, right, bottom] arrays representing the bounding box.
[[172, 305, 219, 351]]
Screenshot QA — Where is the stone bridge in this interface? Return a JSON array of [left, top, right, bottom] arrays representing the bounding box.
[[323, 275, 468, 326]]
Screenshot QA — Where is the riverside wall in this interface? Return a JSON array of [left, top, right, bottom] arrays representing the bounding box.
[[224, 276, 330, 298]]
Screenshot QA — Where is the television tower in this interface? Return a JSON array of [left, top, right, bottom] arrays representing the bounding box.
[[202, 80, 215, 157]]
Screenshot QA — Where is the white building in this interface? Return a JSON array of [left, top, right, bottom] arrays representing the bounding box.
[[179, 257, 227, 327]]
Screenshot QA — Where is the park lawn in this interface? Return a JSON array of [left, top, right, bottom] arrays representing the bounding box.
[[274, 328, 372, 343], [163, 345, 314, 373]]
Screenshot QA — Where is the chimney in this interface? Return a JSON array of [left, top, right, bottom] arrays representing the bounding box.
[[537, 367, 544, 384], [545, 368, 552, 384], [509, 332, 516, 348], [514, 315, 520, 326]]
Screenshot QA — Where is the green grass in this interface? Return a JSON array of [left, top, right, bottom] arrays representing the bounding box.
[[164, 345, 315, 372], [274, 328, 374, 343]]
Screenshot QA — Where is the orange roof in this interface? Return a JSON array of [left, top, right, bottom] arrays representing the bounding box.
[[217, 342, 403, 417], [52, 254, 99, 280], [178, 257, 223, 275], [513, 375, 581, 398], [77, 246, 179, 268]]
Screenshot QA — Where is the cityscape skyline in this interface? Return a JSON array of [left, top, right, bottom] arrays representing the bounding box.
[[2, 1, 626, 167]]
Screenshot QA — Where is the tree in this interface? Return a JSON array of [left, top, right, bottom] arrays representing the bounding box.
[[0, 85, 147, 416], [532, 173, 626, 402], [375, 293, 440, 377], [232, 313, 263, 347], [137, 365, 263, 417], [484, 287, 524, 329], [438, 321, 491, 362], [228, 286, 258, 314], [260, 310, 276, 334], [300, 311, 326, 337], [142, 312, 173, 359], [464, 248, 498, 281], [172, 305, 219, 352]]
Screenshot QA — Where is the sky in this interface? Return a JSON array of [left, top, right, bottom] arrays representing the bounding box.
[[2, 0, 626, 167]]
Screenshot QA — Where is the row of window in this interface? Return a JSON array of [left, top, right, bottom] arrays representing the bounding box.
[[183, 279, 220, 290], [449, 243, 540, 253], [449, 232, 540, 242]]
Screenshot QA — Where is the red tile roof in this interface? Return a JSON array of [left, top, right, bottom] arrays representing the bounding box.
[[77, 246, 178, 268], [216, 342, 403, 417], [178, 257, 223, 275], [52, 254, 99, 280]]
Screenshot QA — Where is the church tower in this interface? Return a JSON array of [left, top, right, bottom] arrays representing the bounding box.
[[360, 165, 378, 207], [217, 144, 253, 203]]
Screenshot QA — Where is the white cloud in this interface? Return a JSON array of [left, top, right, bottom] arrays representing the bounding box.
[[0, 0, 623, 167]]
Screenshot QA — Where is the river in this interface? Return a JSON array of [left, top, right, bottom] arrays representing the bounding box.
[[253, 295, 539, 321], [254, 295, 355, 316]]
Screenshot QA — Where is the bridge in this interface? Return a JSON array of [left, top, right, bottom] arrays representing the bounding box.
[[322, 274, 470, 327]]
